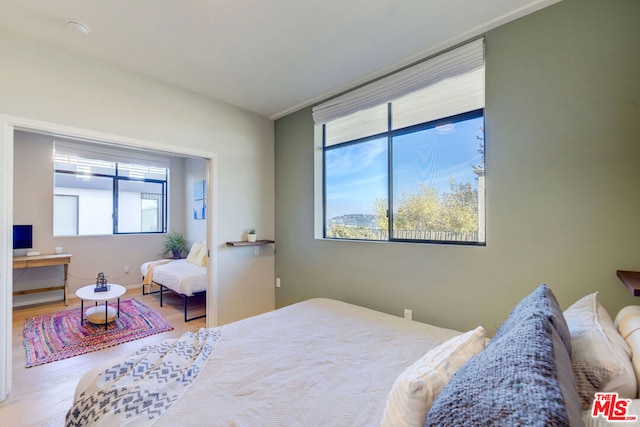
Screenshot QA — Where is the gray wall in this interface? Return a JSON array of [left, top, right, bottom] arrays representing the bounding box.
[[274, 0, 640, 335]]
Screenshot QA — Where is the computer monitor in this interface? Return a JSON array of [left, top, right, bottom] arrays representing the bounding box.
[[13, 224, 33, 249]]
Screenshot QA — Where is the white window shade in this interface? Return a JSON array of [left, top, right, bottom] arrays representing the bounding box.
[[325, 104, 388, 147], [313, 38, 484, 126], [53, 140, 171, 169], [392, 67, 484, 130]]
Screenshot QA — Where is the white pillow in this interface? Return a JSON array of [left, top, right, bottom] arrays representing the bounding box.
[[564, 292, 637, 409], [196, 241, 207, 266], [186, 240, 205, 266], [194, 240, 207, 267], [615, 305, 640, 398], [380, 326, 485, 427]]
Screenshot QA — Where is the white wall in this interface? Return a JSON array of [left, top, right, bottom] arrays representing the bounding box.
[[0, 27, 275, 396]]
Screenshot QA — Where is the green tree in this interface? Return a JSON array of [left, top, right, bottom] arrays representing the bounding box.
[[442, 179, 478, 232], [373, 198, 389, 230], [327, 224, 378, 240], [394, 184, 443, 231], [375, 180, 478, 237]]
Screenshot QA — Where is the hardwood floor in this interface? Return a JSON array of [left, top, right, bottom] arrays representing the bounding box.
[[0, 287, 206, 427]]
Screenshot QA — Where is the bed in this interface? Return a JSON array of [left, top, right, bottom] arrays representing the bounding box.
[[66, 287, 640, 426], [141, 241, 207, 322]]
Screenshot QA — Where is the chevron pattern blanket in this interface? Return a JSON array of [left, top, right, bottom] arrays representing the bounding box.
[[65, 328, 222, 427]]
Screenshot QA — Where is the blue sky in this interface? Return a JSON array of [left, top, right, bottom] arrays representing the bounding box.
[[325, 115, 483, 219]]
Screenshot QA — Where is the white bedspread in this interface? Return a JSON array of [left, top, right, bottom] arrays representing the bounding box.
[[140, 259, 206, 296], [154, 298, 461, 426]]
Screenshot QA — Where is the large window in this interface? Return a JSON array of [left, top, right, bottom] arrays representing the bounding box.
[[53, 141, 169, 236], [316, 39, 485, 245]]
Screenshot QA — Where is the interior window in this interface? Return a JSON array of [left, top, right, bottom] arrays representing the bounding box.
[[53, 142, 168, 236]]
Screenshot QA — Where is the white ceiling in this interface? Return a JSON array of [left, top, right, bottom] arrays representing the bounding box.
[[0, 0, 561, 120]]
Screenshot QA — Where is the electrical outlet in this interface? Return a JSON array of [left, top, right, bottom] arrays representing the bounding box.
[[404, 309, 412, 320], [124, 265, 129, 274], [276, 277, 281, 288], [254, 246, 260, 256]]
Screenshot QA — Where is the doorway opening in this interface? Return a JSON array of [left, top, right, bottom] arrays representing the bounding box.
[[0, 116, 218, 401]]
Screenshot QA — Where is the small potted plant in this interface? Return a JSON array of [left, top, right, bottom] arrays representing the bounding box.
[[247, 228, 257, 242], [164, 232, 187, 258]]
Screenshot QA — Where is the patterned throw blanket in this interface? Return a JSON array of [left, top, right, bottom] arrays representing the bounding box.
[[66, 328, 222, 427]]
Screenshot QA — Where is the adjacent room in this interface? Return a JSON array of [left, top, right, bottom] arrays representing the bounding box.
[[1, 0, 639, 425], [12, 129, 209, 311]]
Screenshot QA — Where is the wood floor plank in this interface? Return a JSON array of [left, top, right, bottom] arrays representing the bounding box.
[[0, 287, 206, 427]]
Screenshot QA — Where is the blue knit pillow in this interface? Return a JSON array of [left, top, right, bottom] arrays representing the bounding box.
[[425, 284, 582, 426], [495, 284, 571, 353]]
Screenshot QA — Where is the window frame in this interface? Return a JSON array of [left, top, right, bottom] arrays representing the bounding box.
[[322, 108, 485, 246], [313, 38, 485, 246], [53, 162, 168, 236]]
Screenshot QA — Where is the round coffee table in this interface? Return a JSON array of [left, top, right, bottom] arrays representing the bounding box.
[[75, 284, 126, 329]]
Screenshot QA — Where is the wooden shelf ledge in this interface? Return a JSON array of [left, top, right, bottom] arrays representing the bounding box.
[[616, 270, 640, 297], [226, 239, 275, 247]]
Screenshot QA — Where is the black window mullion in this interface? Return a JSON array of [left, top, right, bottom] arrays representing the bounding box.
[[113, 163, 119, 234], [162, 181, 168, 233], [322, 124, 328, 238], [389, 109, 483, 139], [387, 102, 393, 242], [113, 177, 119, 234]]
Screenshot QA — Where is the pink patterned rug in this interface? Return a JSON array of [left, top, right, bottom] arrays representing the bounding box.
[[23, 298, 173, 367]]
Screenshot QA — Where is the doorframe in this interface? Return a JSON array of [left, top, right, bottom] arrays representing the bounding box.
[[0, 114, 219, 401]]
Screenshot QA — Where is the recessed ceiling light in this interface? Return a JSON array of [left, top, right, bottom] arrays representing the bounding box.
[[66, 21, 90, 36]]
